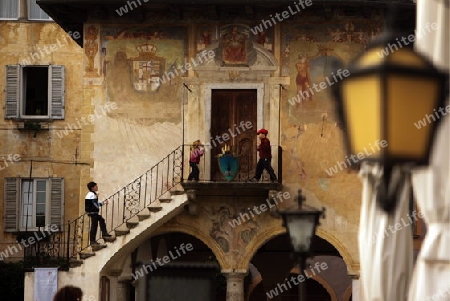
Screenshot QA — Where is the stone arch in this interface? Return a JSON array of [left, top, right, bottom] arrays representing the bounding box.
[[237, 225, 357, 274], [239, 225, 284, 269], [152, 223, 229, 270], [343, 284, 352, 301], [308, 274, 338, 301], [315, 228, 359, 274]]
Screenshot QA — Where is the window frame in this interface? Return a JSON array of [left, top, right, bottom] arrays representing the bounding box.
[[0, 0, 20, 20], [5, 64, 65, 120], [4, 177, 64, 232], [27, 0, 52, 21], [20, 65, 51, 119], [20, 178, 49, 230]]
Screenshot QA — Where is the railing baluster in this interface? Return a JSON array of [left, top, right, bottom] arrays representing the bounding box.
[[155, 164, 159, 202], [124, 186, 127, 223], [66, 222, 70, 267], [144, 172, 148, 207]]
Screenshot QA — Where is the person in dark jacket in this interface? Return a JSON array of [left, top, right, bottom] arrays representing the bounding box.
[[251, 128, 277, 183], [85, 181, 111, 245]]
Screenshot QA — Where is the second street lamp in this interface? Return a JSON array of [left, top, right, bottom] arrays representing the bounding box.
[[278, 189, 326, 301]]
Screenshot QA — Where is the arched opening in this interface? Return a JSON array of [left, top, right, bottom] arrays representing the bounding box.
[[278, 278, 332, 301], [247, 233, 348, 301], [131, 232, 245, 301]]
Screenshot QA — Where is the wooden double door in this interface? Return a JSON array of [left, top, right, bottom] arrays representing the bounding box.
[[210, 89, 257, 181]]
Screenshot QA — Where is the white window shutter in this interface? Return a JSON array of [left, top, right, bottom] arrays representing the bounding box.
[[28, 0, 51, 20], [5, 65, 20, 119], [49, 65, 65, 119], [0, 0, 19, 19], [50, 178, 64, 231], [4, 178, 19, 232]]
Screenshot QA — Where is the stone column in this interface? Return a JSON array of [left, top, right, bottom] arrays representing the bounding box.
[[223, 270, 247, 301], [116, 276, 131, 301], [352, 278, 361, 301]]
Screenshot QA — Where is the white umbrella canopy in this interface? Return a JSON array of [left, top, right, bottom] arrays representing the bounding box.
[[409, 1, 450, 300], [359, 163, 413, 301]]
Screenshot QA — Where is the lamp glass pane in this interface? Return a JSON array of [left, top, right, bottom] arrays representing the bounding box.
[[386, 76, 440, 159], [388, 48, 427, 67], [342, 76, 382, 158], [355, 47, 385, 67], [285, 214, 316, 253]]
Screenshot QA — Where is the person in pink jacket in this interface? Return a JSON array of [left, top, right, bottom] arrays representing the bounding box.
[[188, 140, 204, 181]]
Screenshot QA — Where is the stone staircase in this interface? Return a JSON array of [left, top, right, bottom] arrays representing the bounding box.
[[74, 189, 188, 266]]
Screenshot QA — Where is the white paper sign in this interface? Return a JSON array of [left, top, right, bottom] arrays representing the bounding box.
[[34, 267, 58, 301]]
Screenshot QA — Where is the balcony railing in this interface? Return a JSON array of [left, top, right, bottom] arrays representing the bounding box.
[[180, 144, 283, 183]]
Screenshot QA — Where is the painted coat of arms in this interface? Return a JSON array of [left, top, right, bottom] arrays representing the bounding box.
[[129, 44, 166, 92], [217, 145, 240, 181]]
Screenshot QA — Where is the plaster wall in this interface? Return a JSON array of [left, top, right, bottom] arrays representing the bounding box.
[[0, 21, 85, 255]]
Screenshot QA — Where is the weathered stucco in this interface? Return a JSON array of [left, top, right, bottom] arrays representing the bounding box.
[[5, 14, 377, 301]]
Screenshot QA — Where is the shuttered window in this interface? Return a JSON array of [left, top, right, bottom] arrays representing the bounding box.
[[5, 65, 19, 119], [49, 178, 64, 230], [50, 65, 65, 120], [28, 0, 52, 20], [5, 65, 65, 120], [4, 178, 19, 232], [4, 178, 64, 232], [0, 0, 19, 20]]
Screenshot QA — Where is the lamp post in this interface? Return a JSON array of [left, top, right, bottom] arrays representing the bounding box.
[[278, 189, 326, 301], [332, 13, 448, 213]]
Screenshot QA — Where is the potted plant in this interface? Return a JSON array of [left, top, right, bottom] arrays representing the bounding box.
[[22, 120, 42, 138]]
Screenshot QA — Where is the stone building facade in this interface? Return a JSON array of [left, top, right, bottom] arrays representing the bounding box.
[[0, 0, 421, 300]]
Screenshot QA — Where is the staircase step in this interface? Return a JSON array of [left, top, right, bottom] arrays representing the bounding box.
[[69, 259, 84, 268], [103, 235, 116, 243], [126, 216, 140, 228], [137, 209, 151, 221], [79, 252, 95, 260], [159, 198, 172, 203], [148, 205, 163, 212], [115, 225, 130, 236], [91, 243, 107, 252], [170, 190, 185, 195]]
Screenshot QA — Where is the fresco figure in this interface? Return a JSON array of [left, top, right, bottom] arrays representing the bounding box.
[[222, 26, 247, 63], [202, 31, 212, 45], [85, 25, 99, 73], [295, 54, 313, 101]]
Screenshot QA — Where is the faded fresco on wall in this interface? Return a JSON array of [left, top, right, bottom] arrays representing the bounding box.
[[101, 26, 187, 123], [281, 20, 381, 181], [196, 23, 274, 53]]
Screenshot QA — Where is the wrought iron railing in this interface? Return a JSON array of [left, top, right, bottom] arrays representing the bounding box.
[[22, 144, 282, 269], [181, 144, 283, 183], [23, 146, 184, 269]]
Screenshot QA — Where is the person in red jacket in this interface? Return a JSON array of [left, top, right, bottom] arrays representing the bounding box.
[[250, 128, 278, 183]]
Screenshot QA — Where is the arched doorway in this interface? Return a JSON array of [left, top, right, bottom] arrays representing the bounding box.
[[132, 232, 226, 301], [247, 233, 348, 301]]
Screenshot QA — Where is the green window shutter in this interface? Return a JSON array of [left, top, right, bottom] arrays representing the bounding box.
[[50, 178, 64, 231], [4, 178, 19, 232], [5, 65, 20, 119], [49, 65, 65, 120]]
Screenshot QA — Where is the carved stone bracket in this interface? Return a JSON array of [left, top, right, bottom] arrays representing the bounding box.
[[186, 189, 197, 215], [268, 189, 282, 218]]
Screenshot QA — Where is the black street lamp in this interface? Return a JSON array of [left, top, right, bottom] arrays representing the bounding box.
[[332, 11, 448, 213], [278, 189, 326, 301]]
